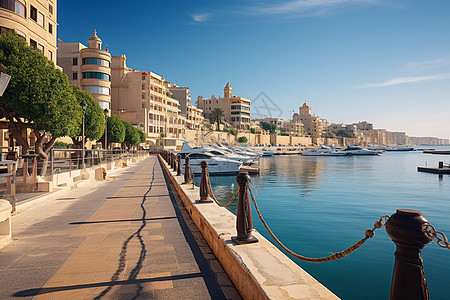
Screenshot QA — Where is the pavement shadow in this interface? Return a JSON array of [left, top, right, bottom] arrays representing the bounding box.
[[13, 273, 202, 297]]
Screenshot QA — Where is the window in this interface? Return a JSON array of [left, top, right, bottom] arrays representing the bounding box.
[[72, 72, 78, 80], [142, 84, 145, 90], [73, 58, 78, 65], [29, 39, 37, 50], [37, 12, 44, 27], [48, 4, 53, 14], [30, 6, 37, 22], [82, 57, 110, 67], [48, 50, 53, 61], [188, 153, 211, 160], [82, 72, 110, 81], [49, 23, 53, 34], [82, 86, 110, 95], [1, 0, 26, 18], [142, 75, 146, 80], [142, 103, 145, 108], [142, 94, 146, 99]]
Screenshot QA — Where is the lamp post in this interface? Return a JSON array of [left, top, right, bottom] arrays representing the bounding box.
[[82, 100, 88, 169], [103, 108, 109, 150]]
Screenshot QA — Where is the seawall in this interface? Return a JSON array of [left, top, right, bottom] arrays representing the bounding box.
[[159, 155, 339, 300]]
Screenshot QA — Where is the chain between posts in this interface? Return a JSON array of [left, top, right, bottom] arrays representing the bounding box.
[[422, 223, 450, 249], [248, 187, 389, 263], [205, 166, 239, 207]]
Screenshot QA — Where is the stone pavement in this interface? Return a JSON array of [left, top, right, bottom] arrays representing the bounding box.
[[0, 156, 241, 299]]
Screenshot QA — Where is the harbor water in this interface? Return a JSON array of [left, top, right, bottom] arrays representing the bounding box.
[[195, 148, 450, 299]]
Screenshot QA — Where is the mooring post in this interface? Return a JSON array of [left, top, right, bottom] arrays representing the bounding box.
[[232, 170, 258, 244], [184, 157, 191, 184], [177, 155, 182, 176], [386, 209, 432, 300], [198, 161, 213, 203]]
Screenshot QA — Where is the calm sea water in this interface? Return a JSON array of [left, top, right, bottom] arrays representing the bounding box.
[[195, 147, 450, 299]]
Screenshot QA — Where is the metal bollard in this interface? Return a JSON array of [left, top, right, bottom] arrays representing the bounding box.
[[232, 170, 258, 244], [172, 153, 176, 170], [184, 157, 191, 184], [386, 209, 432, 300], [198, 161, 213, 203], [177, 155, 182, 176]]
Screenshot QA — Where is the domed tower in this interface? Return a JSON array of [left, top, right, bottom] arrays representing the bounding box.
[[224, 82, 233, 98], [80, 30, 112, 110]]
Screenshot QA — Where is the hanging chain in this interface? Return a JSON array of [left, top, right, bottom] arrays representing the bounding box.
[[249, 187, 389, 263], [422, 223, 450, 249], [207, 170, 239, 207]]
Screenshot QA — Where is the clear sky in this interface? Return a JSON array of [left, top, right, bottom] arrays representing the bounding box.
[[58, 0, 450, 139]]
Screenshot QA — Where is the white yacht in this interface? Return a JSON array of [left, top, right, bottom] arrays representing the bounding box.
[[302, 145, 347, 156], [342, 145, 382, 155], [184, 152, 242, 175], [179, 142, 258, 165]]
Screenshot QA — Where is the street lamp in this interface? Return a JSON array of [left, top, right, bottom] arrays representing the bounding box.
[[82, 100, 87, 169], [103, 108, 109, 150]]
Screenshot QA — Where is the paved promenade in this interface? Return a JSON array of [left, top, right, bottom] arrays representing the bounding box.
[[0, 156, 240, 299]]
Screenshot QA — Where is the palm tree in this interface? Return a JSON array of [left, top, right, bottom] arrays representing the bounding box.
[[211, 108, 224, 131]]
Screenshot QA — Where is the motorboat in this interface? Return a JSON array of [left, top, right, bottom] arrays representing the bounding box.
[[342, 145, 382, 155], [385, 145, 415, 151], [179, 142, 259, 165], [261, 149, 276, 156], [302, 145, 347, 156], [184, 152, 242, 175]]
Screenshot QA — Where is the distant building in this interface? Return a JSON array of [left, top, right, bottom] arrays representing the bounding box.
[[0, 0, 57, 64], [169, 85, 204, 131], [292, 102, 327, 143], [353, 121, 373, 131], [57, 30, 112, 110], [253, 117, 304, 136], [325, 123, 357, 137], [197, 82, 251, 130]]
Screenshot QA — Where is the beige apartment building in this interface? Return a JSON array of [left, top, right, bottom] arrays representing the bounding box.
[[0, 0, 57, 63], [110, 54, 183, 146], [293, 102, 328, 143], [57, 30, 112, 110], [169, 85, 205, 131], [197, 82, 251, 130]]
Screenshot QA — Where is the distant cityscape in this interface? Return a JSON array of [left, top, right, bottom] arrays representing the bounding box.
[[0, 1, 448, 148]]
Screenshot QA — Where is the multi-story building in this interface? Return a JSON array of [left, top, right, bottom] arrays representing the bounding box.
[[196, 82, 251, 130], [57, 30, 112, 110], [169, 85, 204, 131], [253, 117, 304, 136], [110, 54, 183, 146], [325, 123, 357, 137], [0, 0, 57, 64], [293, 102, 327, 142]]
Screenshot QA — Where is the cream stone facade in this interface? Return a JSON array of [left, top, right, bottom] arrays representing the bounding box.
[[0, 0, 57, 63], [169, 85, 205, 131], [197, 82, 251, 130], [293, 102, 328, 143], [57, 31, 112, 110], [110, 54, 184, 146]]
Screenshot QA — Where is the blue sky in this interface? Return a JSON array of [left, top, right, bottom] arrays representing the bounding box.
[[58, 0, 450, 139]]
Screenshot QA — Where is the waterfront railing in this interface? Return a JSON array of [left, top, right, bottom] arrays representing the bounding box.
[[158, 150, 450, 300]]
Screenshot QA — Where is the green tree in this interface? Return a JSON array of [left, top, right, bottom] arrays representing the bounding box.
[[260, 122, 276, 134], [137, 129, 146, 144], [122, 120, 140, 149], [250, 128, 256, 134], [0, 31, 81, 175], [105, 115, 125, 146], [211, 108, 224, 131], [230, 129, 238, 136], [69, 85, 105, 148], [238, 136, 248, 143]]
